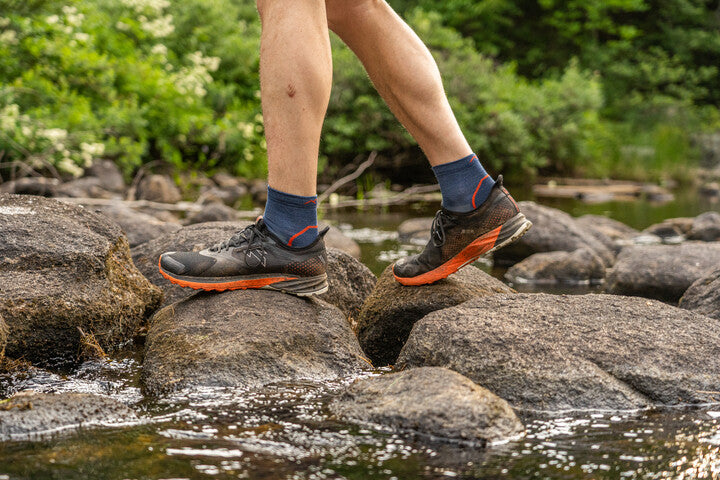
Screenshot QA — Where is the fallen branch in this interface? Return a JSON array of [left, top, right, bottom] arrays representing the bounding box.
[[318, 151, 377, 205]]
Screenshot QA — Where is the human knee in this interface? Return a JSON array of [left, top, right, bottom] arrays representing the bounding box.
[[326, 0, 384, 33]]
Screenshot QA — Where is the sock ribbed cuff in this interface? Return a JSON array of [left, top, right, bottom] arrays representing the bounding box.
[[432, 153, 495, 213], [263, 186, 318, 248]]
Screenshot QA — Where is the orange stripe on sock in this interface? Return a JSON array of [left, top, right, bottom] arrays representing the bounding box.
[[304, 199, 317, 205], [471, 174, 490, 209], [287, 225, 318, 246], [469, 154, 478, 163]]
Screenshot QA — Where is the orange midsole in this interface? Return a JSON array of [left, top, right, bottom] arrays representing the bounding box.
[[158, 258, 297, 291], [393, 225, 502, 286]]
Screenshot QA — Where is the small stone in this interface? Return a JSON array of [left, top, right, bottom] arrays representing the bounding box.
[[0, 392, 138, 441], [688, 211, 720, 242], [505, 248, 606, 284], [679, 268, 720, 320], [324, 226, 361, 259], [330, 367, 524, 444], [186, 203, 239, 225], [85, 160, 126, 192], [136, 174, 181, 204]]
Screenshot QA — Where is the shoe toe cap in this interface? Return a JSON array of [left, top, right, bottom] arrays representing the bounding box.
[[159, 252, 188, 275]]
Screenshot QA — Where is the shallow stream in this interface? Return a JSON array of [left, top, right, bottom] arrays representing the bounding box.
[[1, 186, 719, 479]]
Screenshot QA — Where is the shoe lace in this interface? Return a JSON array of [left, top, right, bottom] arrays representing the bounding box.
[[208, 219, 267, 256], [430, 210, 454, 247]]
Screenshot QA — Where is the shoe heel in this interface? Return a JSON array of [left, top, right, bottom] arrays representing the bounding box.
[[266, 274, 329, 296], [490, 213, 532, 254]]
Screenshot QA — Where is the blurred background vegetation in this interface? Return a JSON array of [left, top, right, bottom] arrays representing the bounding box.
[[1, 0, 719, 185]]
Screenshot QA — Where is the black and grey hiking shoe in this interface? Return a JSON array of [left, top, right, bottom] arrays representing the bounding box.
[[158, 218, 329, 296], [393, 175, 532, 285]]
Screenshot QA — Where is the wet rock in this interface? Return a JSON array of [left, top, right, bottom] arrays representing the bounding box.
[[688, 211, 720, 242], [700, 182, 720, 197], [0, 177, 59, 197], [0, 392, 138, 441], [493, 201, 614, 267], [505, 248, 606, 284], [605, 242, 720, 303], [318, 249, 376, 327], [55, 177, 116, 199], [641, 218, 694, 244], [679, 268, 720, 320], [85, 160, 126, 192], [135, 174, 181, 204], [397, 217, 433, 244], [186, 202, 239, 225], [576, 215, 639, 253], [324, 226, 361, 259], [96, 205, 181, 248], [357, 265, 514, 366], [330, 367, 524, 444], [248, 179, 268, 204], [0, 194, 162, 367], [0, 314, 7, 361], [131, 221, 251, 306], [142, 290, 367, 394], [397, 293, 720, 412], [199, 185, 247, 206]]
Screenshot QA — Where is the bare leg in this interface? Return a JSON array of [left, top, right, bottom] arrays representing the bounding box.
[[326, 0, 472, 167], [258, 0, 332, 196]]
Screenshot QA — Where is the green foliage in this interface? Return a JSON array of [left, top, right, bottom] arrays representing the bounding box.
[[390, 0, 720, 111], [0, 0, 266, 178], [325, 10, 605, 177]]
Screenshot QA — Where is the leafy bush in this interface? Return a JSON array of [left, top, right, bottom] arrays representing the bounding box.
[[0, 0, 266, 179], [325, 10, 605, 177]]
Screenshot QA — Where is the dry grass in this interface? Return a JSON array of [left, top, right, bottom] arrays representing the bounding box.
[[77, 327, 107, 361]]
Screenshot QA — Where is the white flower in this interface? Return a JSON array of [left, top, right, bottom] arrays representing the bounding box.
[[74, 32, 90, 43], [80, 142, 105, 166], [21, 126, 31, 137], [0, 17, 10, 28], [141, 14, 174, 38], [121, 0, 170, 14], [115, 21, 131, 31], [151, 43, 167, 56], [46, 15, 59, 25], [0, 30, 18, 45], [39, 128, 68, 143], [237, 122, 254, 139], [58, 157, 84, 177]]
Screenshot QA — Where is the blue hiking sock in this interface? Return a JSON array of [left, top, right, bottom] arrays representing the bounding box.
[[432, 153, 495, 213], [263, 186, 318, 248]]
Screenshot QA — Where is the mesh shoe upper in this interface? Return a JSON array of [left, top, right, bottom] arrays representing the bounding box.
[[160, 218, 327, 279], [393, 176, 519, 279]]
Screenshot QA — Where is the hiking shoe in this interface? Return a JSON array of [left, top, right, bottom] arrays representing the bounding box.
[[158, 218, 329, 296], [393, 175, 532, 285]]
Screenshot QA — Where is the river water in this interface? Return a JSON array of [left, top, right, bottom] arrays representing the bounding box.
[[1, 186, 719, 479]]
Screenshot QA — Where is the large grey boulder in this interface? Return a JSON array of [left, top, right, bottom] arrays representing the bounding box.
[[96, 204, 181, 247], [397, 217, 433, 244], [493, 201, 614, 267], [0, 392, 138, 441], [330, 367, 523, 444], [605, 242, 720, 303], [142, 290, 368, 394], [0, 194, 162, 367], [318, 249, 376, 327], [679, 268, 720, 320], [357, 265, 514, 366], [397, 293, 720, 412], [641, 218, 694, 243], [131, 221, 253, 306], [55, 177, 115, 199], [0, 177, 59, 196], [688, 212, 720, 242], [505, 248, 606, 284]]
